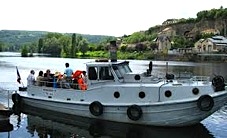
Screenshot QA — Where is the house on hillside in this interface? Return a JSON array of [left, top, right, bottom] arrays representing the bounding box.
[[162, 19, 179, 25], [194, 36, 227, 53], [154, 35, 171, 51], [153, 27, 174, 51]]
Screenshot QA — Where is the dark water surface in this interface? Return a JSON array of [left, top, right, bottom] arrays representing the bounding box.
[[0, 52, 227, 138]]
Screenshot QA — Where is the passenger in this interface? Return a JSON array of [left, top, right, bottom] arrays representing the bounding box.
[[44, 69, 53, 87], [53, 71, 62, 88], [82, 71, 87, 84], [44, 69, 53, 80], [71, 70, 82, 89], [27, 70, 35, 86], [54, 71, 63, 82], [36, 71, 44, 86], [64, 63, 73, 82], [77, 74, 87, 90]]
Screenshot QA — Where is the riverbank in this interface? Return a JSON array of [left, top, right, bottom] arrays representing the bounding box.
[[1, 51, 227, 63]]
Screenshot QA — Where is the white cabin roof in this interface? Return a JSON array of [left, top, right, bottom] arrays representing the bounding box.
[[86, 60, 129, 67]]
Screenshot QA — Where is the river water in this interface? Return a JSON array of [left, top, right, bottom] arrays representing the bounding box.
[[0, 52, 227, 138]]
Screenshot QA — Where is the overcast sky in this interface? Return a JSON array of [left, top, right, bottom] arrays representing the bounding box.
[[0, 0, 227, 36]]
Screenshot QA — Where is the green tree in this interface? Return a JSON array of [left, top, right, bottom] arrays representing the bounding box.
[[125, 32, 146, 44], [79, 39, 89, 56], [71, 33, 76, 58], [60, 35, 71, 57], [21, 45, 28, 57], [43, 37, 61, 57], [38, 38, 44, 53], [0, 41, 4, 52]]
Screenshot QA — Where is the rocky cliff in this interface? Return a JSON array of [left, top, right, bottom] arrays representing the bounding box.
[[149, 19, 227, 38]]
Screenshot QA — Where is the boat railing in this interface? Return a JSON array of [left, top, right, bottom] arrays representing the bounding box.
[[191, 76, 210, 84], [175, 72, 193, 79], [176, 76, 210, 84], [177, 79, 194, 84], [34, 80, 85, 90]]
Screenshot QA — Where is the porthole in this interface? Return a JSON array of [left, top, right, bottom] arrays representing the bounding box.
[[165, 90, 172, 98], [114, 91, 120, 98], [139, 91, 145, 99], [192, 88, 199, 95], [134, 75, 141, 80]]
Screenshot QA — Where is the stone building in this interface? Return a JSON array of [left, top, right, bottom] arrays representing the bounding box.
[[194, 36, 227, 53]]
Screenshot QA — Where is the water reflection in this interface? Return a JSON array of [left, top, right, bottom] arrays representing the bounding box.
[[21, 105, 213, 138]]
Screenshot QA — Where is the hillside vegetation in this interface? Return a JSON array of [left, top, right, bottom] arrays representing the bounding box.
[[0, 30, 113, 51]]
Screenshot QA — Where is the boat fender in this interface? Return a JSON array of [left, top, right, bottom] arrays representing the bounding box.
[[197, 95, 214, 111], [12, 93, 21, 105], [89, 101, 103, 116], [127, 105, 143, 121], [212, 76, 225, 92]]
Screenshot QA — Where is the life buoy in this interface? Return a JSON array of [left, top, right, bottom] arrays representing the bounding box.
[[212, 76, 225, 92], [212, 76, 224, 87], [127, 105, 143, 121], [12, 93, 21, 105], [197, 95, 214, 111], [89, 101, 103, 116]]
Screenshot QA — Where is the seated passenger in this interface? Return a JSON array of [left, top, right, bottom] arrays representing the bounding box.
[[72, 70, 84, 89], [82, 71, 87, 84], [77, 74, 87, 90], [44, 69, 54, 87], [53, 71, 63, 88], [27, 70, 35, 86], [36, 71, 44, 86]]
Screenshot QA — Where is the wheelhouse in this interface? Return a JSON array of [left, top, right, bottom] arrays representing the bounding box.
[[86, 60, 132, 84]]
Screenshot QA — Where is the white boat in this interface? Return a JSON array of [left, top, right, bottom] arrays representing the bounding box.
[[12, 59, 227, 127]]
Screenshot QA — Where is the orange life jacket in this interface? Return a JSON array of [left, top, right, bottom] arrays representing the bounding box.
[[77, 77, 87, 90]]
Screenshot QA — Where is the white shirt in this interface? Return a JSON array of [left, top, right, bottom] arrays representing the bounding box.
[[27, 73, 35, 86]]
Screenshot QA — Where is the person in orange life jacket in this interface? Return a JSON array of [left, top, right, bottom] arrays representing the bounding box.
[[77, 74, 87, 90], [72, 70, 87, 90]]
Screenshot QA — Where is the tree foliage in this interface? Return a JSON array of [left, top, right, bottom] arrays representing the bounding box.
[[124, 32, 146, 44], [21, 45, 28, 57], [71, 33, 76, 58], [79, 39, 89, 56], [0, 41, 5, 52], [38, 38, 44, 53], [197, 7, 227, 20]]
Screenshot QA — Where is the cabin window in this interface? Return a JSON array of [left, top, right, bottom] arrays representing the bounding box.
[[112, 63, 131, 79], [113, 66, 123, 79], [99, 67, 114, 80], [115, 64, 131, 75], [88, 67, 98, 80], [123, 64, 132, 73]]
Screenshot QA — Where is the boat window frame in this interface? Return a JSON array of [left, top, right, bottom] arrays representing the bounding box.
[[112, 62, 132, 80], [99, 66, 114, 80]]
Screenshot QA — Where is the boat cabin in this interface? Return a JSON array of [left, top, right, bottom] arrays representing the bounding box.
[[86, 60, 132, 85]]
